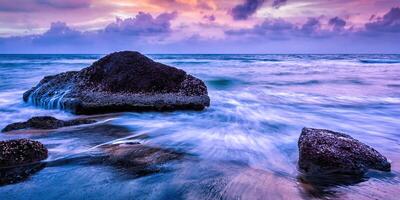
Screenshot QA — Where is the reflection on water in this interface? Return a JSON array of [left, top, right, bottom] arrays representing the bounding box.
[[0, 54, 399, 199]]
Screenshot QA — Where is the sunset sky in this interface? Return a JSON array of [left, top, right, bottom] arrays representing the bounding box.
[[0, 0, 399, 53]]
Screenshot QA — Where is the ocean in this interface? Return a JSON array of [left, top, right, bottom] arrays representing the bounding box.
[[0, 54, 399, 199]]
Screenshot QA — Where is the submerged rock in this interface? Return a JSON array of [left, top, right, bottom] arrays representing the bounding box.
[[0, 163, 46, 186], [23, 51, 210, 114], [298, 128, 391, 176], [102, 142, 182, 168], [0, 139, 48, 167], [2, 116, 96, 132]]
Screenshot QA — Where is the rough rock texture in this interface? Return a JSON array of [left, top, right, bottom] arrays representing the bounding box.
[[0, 139, 48, 167], [2, 116, 96, 132], [23, 51, 210, 114], [298, 128, 391, 175]]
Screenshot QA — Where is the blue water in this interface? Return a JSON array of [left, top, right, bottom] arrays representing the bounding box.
[[0, 54, 400, 199]]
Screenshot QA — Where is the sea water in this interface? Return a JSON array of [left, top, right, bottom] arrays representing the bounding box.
[[0, 54, 399, 199]]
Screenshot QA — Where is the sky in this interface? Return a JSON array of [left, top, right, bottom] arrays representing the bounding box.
[[0, 0, 399, 53]]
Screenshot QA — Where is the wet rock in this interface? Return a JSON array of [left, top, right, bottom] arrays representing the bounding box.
[[0, 163, 45, 186], [2, 116, 96, 132], [23, 51, 210, 114], [0, 139, 48, 167], [298, 128, 391, 176], [102, 142, 182, 168]]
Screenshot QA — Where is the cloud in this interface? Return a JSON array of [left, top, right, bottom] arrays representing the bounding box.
[[329, 17, 346, 31], [226, 16, 338, 40], [225, 18, 295, 39], [0, 12, 178, 53], [44, 22, 80, 36], [300, 17, 321, 35], [365, 7, 400, 32], [272, 0, 287, 9], [37, 0, 91, 9], [0, 0, 45, 12], [230, 0, 265, 20], [104, 12, 177, 35], [0, 7, 399, 53], [0, 0, 91, 12], [203, 15, 216, 22], [226, 7, 400, 40], [34, 21, 83, 45]]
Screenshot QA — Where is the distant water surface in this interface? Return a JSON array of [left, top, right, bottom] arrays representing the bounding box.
[[0, 54, 399, 199]]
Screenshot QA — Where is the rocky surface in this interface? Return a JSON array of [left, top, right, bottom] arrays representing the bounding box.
[[2, 116, 96, 132], [298, 128, 391, 176], [0, 139, 48, 167], [102, 142, 183, 168], [23, 51, 210, 114], [0, 163, 45, 185]]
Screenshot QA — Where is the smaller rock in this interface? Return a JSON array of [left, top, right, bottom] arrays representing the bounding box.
[[102, 142, 182, 168], [25, 116, 63, 129], [0, 163, 45, 186], [2, 116, 96, 132], [298, 128, 391, 176], [0, 139, 48, 167]]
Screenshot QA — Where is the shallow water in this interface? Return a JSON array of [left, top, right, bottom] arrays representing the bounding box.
[[0, 54, 399, 199]]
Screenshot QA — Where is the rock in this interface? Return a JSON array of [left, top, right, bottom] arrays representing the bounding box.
[[0, 139, 48, 167], [102, 142, 182, 168], [0, 163, 45, 186], [2, 116, 96, 132], [23, 51, 210, 114], [298, 128, 391, 176]]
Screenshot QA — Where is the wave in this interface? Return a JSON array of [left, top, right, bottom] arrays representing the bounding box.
[[207, 77, 247, 90], [359, 59, 400, 64], [260, 58, 281, 62], [264, 79, 368, 87], [170, 61, 211, 65], [0, 59, 96, 65], [387, 84, 400, 88]]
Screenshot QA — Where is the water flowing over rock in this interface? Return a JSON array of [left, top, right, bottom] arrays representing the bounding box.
[[1, 116, 96, 132], [0, 139, 48, 167], [102, 142, 183, 168], [298, 128, 391, 176], [0, 163, 46, 186], [23, 51, 210, 114]]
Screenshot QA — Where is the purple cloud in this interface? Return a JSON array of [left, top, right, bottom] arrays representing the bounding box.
[[226, 17, 334, 39], [226, 18, 295, 40], [329, 17, 346, 31], [105, 12, 177, 35], [0, 8, 399, 53], [37, 0, 91, 9], [299, 17, 322, 36], [34, 22, 82, 44], [0, 11, 178, 53], [231, 0, 265, 20], [224, 7, 400, 45], [272, 0, 287, 9], [0, 0, 91, 12], [365, 7, 400, 32], [203, 14, 216, 22]]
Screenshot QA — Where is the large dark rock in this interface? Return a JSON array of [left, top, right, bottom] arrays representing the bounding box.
[[2, 116, 96, 132], [0, 139, 48, 167], [23, 51, 210, 114], [298, 128, 391, 176]]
